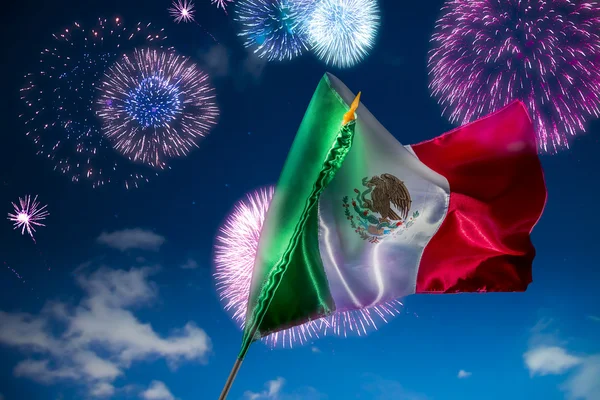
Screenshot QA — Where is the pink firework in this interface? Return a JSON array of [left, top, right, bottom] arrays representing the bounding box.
[[213, 186, 402, 348], [214, 187, 320, 348], [428, 0, 600, 153], [319, 298, 403, 338], [169, 0, 196, 23], [96, 48, 219, 169], [7, 195, 49, 242]]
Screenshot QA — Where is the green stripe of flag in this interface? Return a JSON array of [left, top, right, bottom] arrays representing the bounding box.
[[240, 75, 358, 357]]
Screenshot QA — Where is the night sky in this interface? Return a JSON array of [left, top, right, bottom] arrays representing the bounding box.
[[1, 1, 600, 400]]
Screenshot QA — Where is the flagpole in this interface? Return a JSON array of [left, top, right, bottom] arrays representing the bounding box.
[[217, 357, 244, 400], [217, 323, 258, 400]]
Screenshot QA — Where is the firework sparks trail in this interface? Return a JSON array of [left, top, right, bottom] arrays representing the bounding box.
[[4, 261, 25, 283], [213, 186, 403, 347], [19, 18, 169, 189], [96, 48, 219, 169], [212, 0, 235, 13], [235, 0, 314, 61], [7, 195, 49, 243], [318, 298, 403, 338], [306, 0, 380, 68], [428, 0, 600, 153]]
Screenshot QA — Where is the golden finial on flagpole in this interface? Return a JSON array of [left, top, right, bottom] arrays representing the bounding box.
[[342, 92, 361, 125]]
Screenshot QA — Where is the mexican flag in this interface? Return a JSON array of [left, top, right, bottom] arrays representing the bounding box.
[[240, 73, 547, 355]]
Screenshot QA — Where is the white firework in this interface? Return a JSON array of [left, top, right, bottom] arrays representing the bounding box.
[[306, 0, 380, 68]]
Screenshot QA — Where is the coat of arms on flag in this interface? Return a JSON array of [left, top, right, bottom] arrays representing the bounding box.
[[342, 173, 420, 243]]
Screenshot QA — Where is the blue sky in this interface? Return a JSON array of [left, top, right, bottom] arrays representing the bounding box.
[[1, 0, 600, 399]]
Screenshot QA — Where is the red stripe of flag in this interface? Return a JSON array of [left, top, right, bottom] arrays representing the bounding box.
[[411, 101, 547, 293]]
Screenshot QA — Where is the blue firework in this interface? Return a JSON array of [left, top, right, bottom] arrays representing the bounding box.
[[19, 18, 168, 189], [96, 48, 219, 169], [124, 76, 183, 128], [235, 0, 312, 61], [306, 0, 380, 68]]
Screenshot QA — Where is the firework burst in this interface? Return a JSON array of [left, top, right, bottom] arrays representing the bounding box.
[[213, 186, 402, 348], [7, 195, 49, 242], [306, 0, 380, 68], [96, 48, 219, 169], [169, 0, 196, 23], [428, 0, 600, 153], [20, 18, 168, 189], [235, 0, 313, 61], [214, 187, 320, 347]]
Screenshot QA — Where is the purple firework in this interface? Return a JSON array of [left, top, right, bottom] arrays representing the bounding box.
[[19, 18, 168, 189], [96, 48, 219, 169], [169, 0, 196, 23], [428, 0, 600, 153], [213, 186, 403, 348], [7, 195, 49, 243]]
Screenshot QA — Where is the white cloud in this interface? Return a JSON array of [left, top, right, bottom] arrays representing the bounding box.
[[587, 315, 600, 323], [141, 381, 176, 400], [562, 355, 600, 400], [180, 258, 199, 270], [524, 346, 583, 376], [97, 229, 165, 252], [311, 347, 320, 353], [13, 359, 81, 383], [525, 318, 600, 400], [457, 370, 472, 379], [90, 382, 115, 398], [0, 266, 211, 397], [73, 351, 122, 380], [244, 377, 285, 400], [0, 311, 60, 351]]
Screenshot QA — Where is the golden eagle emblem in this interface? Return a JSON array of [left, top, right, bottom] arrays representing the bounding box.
[[363, 173, 412, 221], [342, 174, 420, 243]]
